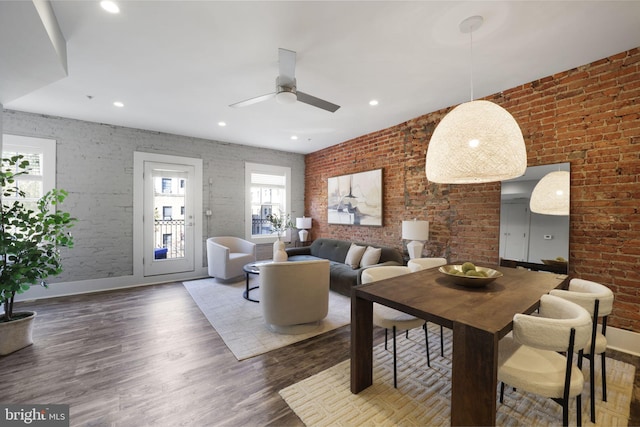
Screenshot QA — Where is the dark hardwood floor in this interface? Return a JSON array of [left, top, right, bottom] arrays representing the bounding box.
[[1, 282, 638, 426]]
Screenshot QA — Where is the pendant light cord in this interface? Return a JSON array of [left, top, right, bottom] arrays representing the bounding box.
[[460, 15, 483, 102], [469, 25, 474, 101]]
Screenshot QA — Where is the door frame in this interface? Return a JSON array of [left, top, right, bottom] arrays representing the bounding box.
[[133, 152, 203, 279]]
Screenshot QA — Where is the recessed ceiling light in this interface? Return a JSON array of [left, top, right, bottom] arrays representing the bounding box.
[[291, 135, 298, 140], [113, 101, 124, 108], [218, 121, 226, 127], [100, 1, 120, 14], [369, 99, 379, 106]]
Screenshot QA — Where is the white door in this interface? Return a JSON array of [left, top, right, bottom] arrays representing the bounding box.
[[500, 201, 531, 261], [143, 160, 196, 276]]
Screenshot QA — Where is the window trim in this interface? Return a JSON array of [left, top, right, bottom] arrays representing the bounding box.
[[245, 162, 292, 244]]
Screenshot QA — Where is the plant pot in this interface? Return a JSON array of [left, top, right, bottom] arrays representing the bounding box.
[[0, 311, 36, 356], [273, 240, 288, 262]]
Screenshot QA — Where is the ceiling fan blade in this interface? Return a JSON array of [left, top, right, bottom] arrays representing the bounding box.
[[278, 48, 296, 86], [231, 49, 337, 112], [229, 92, 275, 108], [296, 91, 340, 113]]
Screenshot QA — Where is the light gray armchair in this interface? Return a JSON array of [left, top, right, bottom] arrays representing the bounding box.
[[206, 236, 256, 281], [259, 260, 330, 334]]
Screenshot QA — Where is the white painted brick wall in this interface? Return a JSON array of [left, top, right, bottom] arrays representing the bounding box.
[[2, 109, 305, 283]]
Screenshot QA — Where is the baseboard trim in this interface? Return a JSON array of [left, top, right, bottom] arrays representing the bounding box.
[[11, 273, 640, 357], [11, 268, 209, 303], [606, 326, 640, 357]]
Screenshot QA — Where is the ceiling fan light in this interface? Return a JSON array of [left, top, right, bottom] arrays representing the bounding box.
[[530, 170, 570, 215], [425, 100, 527, 184], [275, 90, 297, 105]]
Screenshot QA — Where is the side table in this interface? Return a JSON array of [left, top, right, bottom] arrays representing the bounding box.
[[295, 240, 313, 248], [242, 260, 272, 303]]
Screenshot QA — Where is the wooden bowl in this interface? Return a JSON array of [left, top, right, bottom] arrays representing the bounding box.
[[439, 265, 503, 288]]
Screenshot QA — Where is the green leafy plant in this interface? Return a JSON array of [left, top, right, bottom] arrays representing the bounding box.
[[0, 155, 76, 322], [266, 211, 294, 240]]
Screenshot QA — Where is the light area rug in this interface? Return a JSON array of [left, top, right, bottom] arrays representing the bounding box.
[[280, 324, 636, 427], [182, 277, 351, 361]]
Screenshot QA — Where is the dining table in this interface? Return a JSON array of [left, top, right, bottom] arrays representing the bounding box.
[[350, 264, 570, 426]]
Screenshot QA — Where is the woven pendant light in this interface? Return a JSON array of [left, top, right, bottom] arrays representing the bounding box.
[[425, 16, 527, 184], [426, 100, 527, 183], [530, 170, 570, 215]]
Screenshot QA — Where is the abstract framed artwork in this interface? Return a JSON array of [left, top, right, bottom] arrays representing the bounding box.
[[327, 168, 383, 226]]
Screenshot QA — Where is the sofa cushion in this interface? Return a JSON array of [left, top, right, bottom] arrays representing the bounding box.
[[304, 238, 404, 266], [286, 238, 404, 297], [360, 246, 382, 267], [309, 239, 353, 263], [345, 243, 367, 269], [328, 262, 360, 296]]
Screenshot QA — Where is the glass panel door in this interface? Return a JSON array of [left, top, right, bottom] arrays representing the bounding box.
[[143, 161, 195, 276]]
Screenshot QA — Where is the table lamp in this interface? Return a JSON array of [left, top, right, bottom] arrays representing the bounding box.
[[296, 216, 312, 242], [402, 219, 429, 259]]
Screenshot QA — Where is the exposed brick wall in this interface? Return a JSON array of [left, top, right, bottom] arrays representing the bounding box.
[[305, 48, 640, 332]]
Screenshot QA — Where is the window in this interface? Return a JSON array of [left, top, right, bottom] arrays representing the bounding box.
[[1, 135, 56, 211], [162, 206, 172, 220], [245, 163, 291, 242], [161, 178, 172, 194]]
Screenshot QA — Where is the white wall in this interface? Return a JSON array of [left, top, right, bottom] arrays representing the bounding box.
[[2, 109, 305, 289], [528, 212, 570, 263]]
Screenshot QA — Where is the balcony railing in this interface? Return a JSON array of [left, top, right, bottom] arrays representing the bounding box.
[[154, 219, 185, 259], [251, 218, 274, 235]]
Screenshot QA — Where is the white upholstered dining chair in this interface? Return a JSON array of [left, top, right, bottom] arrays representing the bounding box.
[[406, 257, 448, 357], [550, 278, 615, 423], [498, 294, 592, 427], [407, 257, 448, 273], [361, 266, 432, 388]]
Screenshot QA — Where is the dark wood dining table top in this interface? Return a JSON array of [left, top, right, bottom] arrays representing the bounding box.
[[353, 264, 569, 337]]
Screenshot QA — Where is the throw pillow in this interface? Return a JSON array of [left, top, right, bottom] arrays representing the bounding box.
[[344, 243, 367, 269], [360, 246, 382, 267]]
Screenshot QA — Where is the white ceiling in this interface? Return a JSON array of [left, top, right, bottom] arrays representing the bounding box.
[[2, 1, 640, 154]]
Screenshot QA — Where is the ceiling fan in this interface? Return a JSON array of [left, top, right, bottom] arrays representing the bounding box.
[[229, 48, 340, 113]]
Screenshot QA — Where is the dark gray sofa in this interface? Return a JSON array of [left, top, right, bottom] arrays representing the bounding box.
[[285, 238, 404, 296]]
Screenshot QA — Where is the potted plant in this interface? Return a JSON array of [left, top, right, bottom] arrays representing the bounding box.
[[266, 212, 293, 261], [0, 155, 76, 355]]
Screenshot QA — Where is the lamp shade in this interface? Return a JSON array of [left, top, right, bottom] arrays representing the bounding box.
[[296, 217, 312, 229], [402, 220, 429, 241], [530, 171, 570, 215], [426, 100, 527, 184]]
